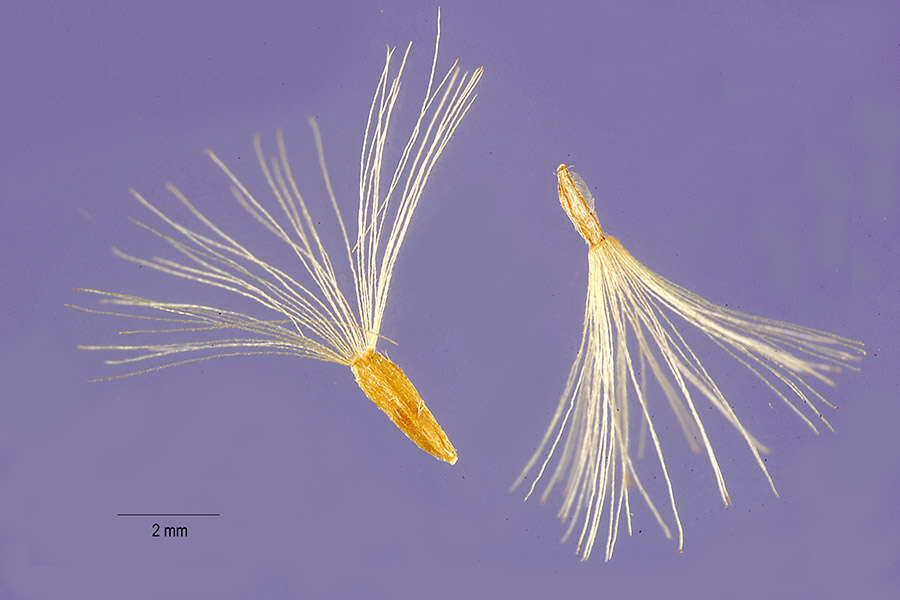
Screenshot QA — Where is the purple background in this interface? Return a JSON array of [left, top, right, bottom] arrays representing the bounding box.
[[2, 1, 898, 598]]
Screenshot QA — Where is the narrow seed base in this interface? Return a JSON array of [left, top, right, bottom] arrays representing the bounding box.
[[350, 350, 457, 464]]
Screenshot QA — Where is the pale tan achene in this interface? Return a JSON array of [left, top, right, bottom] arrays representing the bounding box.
[[70, 11, 481, 465], [513, 164, 865, 561]]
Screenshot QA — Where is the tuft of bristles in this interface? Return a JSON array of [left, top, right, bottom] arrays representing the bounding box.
[[513, 165, 865, 561], [69, 10, 483, 382]]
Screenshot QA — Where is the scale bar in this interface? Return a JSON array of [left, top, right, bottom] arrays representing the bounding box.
[[117, 513, 221, 517]]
